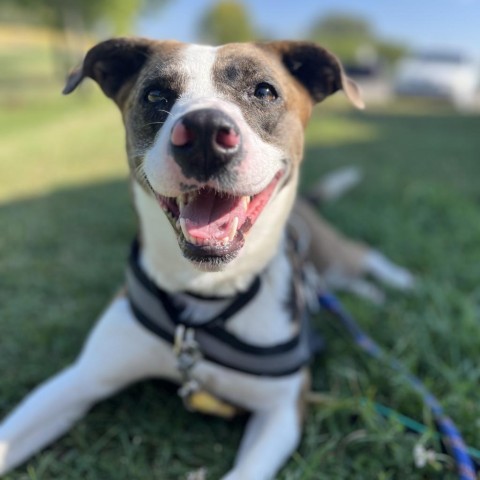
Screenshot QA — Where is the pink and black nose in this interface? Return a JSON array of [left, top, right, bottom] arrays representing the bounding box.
[[170, 108, 242, 182]]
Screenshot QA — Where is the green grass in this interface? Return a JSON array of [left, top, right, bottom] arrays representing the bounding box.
[[1, 39, 480, 479]]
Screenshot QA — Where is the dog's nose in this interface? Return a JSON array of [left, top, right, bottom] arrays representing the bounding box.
[[170, 109, 242, 182]]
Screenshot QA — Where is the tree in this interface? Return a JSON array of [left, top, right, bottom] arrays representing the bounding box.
[[2, 0, 153, 35], [309, 13, 407, 66], [2, 0, 169, 75], [311, 14, 372, 39], [198, 0, 257, 45]]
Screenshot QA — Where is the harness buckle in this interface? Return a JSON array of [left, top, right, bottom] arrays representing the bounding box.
[[174, 325, 202, 373]]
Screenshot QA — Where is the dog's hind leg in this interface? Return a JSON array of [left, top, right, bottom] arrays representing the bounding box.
[[0, 296, 177, 475], [306, 165, 363, 203], [362, 249, 415, 290], [292, 198, 414, 302]]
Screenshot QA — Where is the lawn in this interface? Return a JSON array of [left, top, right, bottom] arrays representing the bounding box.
[[1, 36, 480, 480]]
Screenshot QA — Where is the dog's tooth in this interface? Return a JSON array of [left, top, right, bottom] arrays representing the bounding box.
[[241, 196, 249, 211], [177, 193, 190, 210], [228, 216, 239, 242], [179, 217, 189, 240]]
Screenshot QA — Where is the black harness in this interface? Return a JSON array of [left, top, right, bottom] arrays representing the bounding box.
[[126, 233, 323, 378]]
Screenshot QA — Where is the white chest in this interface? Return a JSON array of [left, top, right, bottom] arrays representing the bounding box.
[[144, 249, 303, 410]]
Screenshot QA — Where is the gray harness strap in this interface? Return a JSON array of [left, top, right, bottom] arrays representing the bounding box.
[[126, 233, 323, 377]]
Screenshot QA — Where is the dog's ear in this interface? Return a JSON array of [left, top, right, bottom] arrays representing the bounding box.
[[260, 41, 365, 109], [63, 37, 153, 102]]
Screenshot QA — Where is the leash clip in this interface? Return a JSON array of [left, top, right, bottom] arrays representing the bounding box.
[[302, 262, 325, 314]]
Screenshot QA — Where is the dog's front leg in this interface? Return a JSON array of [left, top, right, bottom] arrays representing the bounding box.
[[222, 402, 301, 480], [0, 296, 178, 475]]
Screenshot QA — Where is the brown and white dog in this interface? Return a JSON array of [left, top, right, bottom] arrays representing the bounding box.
[[0, 38, 413, 479]]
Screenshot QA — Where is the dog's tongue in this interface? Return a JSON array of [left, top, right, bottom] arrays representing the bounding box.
[[180, 190, 246, 242]]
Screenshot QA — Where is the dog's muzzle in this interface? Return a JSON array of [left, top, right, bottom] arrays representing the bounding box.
[[154, 107, 285, 268], [170, 108, 242, 182]]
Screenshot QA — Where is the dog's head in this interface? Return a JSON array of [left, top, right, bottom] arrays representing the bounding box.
[[64, 38, 363, 272]]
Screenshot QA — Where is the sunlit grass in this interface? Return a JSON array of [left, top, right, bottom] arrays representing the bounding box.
[[304, 111, 378, 147], [0, 91, 126, 203], [0, 37, 127, 202]]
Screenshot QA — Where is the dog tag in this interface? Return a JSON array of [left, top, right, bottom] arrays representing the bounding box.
[[173, 327, 239, 418], [181, 386, 239, 419]]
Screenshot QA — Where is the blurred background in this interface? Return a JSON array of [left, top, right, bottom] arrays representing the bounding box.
[[1, 0, 480, 201], [2, 0, 480, 110], [1, 1, 480, 479]]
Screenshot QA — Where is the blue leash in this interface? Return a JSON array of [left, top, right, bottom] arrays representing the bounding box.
[[317, 291, 477, 480]]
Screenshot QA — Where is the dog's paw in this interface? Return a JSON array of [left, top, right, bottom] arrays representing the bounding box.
[[0, 441, 9, 476], [221, 472, 242, 480], [221, 469, 273, 480], [186, 467, 207, 480], [323, 269, 386, 305], [220, 473, 234, 480], [307, 166, 363, 203], [364, 250, 415, 290]]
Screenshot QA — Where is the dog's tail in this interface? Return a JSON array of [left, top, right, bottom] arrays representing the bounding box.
[[305, 166, 362, 205]]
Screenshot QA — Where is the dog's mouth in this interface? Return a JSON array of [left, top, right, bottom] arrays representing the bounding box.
[[155, 170, 284, 265]]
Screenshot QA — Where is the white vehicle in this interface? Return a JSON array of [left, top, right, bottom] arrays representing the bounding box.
[[394, 51, 479, 110]]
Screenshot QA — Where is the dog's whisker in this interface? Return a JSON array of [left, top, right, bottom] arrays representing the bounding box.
[[141, 111, 172, 128], [134, 162, 145, 176], [133, 161, 156, 194], [142, 121, 167, 128]]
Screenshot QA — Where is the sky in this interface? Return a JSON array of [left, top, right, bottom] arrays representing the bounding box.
[[137, 0, 480, 60]]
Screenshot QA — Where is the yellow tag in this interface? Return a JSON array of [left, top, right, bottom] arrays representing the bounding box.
[[187, 390, 239, 419]]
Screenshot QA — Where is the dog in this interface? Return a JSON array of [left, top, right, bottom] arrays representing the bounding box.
[[0, 38, 413, 479]]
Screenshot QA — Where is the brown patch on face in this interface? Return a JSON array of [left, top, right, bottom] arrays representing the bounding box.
[[63, 38, 189, 189], [121, 41, 187, 177], [213, 44, 311, 171]]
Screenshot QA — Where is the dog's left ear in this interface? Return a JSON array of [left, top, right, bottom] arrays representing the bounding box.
[[63, 37, 153, 102], [260, 41, 365, 109]]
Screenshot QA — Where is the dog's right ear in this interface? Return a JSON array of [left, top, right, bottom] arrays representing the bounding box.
[[63, 37, 153, 102]]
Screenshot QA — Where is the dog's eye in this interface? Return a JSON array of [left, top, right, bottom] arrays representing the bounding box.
[[254, 83, 278, 102], [146, 89, 168, 104]]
